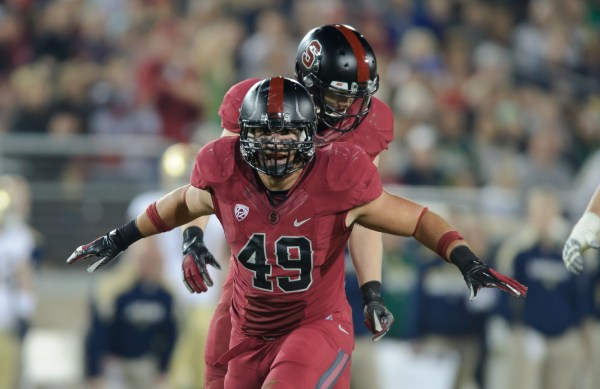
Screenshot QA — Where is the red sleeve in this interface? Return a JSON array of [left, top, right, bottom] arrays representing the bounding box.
[[190, 137, 238, 189], [218, 78, 261, 133]]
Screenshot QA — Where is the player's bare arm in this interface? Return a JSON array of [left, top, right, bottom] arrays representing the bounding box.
[[348, 155, 383, 285], [348, 190, 528, 300], [563, 185, 600, 274], [347, 155, 393, 341]]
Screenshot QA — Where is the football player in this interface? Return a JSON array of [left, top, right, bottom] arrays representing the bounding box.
[[68, 77, 527, 389], [188, 24, 395, 388], [563, 185, 600, 274]]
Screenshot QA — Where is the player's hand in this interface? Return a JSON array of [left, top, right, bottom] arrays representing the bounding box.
[[563, 212, 600, 274], [451, 246, 528, 300], [361, 281, 394, 342], [66, 231, 125, 273], [182, 226, 221, 293]]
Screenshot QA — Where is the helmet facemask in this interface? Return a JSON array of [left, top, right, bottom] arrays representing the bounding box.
[[240, 116, 315, 178], [304, 75, 379, 133], [239, 77, 317, 178]]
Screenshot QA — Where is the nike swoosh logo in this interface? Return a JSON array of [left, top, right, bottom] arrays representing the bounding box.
[[293, 218, 311, 227], [338, 324, 349, 335]]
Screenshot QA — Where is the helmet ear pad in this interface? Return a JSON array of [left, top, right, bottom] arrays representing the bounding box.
[[294, 24, 379, 133], [239, 77, 316, 178]]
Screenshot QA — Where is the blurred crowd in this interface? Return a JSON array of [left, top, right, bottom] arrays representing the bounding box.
[[0, 0, 598, 199], [1, 0, 600, 388]]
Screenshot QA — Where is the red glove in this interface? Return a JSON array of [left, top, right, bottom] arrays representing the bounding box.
[[182, 227, 221, 293]]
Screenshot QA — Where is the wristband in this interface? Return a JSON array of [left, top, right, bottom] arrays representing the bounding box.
[[449, 245, 478, 273], [183, 226, 204, 244], [436, 230, 464, 261], [360, 281, 382, 303], [113, 220, 143, 250]]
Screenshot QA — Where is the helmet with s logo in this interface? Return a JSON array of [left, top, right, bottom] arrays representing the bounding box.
[[295, 24, 379, 133]]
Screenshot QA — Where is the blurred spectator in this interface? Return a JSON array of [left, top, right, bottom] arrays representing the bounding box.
[[126, 143, 228, 389], [51, 60, 96, 135], [236, 9, 295, 80], [493, 187, 586, 389], [0, 10, 32, 78], [571, 95, 600, 168], [0, 175, 37, 389], [397, 123, 447, 186], [135, 23, 204, 142], [519, 126, 573, 194], [32, 0, 80, 63], [189, 16, 244, 127], [7, 63, 53, 134], [89, 55, 161, 137], [85, 235, 177, 389], [86, 55, 163, 184], [405, 209, 492, 389]]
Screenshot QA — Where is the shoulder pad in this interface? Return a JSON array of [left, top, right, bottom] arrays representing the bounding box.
[[191, 137, 238, 188], [353, 97, 395, 158], [322, 142, 377, 192], [219, 78, 261, 133]]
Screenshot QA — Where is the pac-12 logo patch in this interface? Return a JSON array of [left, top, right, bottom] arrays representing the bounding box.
[[234, 204, 249, 221], [302, 40, 322, 69]]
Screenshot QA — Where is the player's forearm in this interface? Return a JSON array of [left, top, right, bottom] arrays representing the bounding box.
[[412, 210, 468, 261], [349, 224, 382, 285], [136, 185, 198, 236], [352, 191, 467, 260]]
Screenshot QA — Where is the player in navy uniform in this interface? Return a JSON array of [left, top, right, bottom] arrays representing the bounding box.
[[189, 24, 395, 388], [68, 77, 527, 389]]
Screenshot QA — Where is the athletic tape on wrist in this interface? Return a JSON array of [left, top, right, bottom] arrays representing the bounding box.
[[360, 281, 382, 303], [436, 230, 464, 262], [146, 202, 173, 232]]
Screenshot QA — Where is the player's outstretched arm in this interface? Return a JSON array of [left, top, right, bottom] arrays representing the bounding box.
[[563, 185, 600, 274], [66, 185, 214, 272], [348, 190, 528, 299]]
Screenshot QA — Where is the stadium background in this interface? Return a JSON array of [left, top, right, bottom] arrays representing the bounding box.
[[0, 0, 599, 388]]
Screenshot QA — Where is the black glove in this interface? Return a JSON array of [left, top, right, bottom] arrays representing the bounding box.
[[182, 226, 221, 293], [67, 221, 142, 272], [450, 246, 528, 300], [361, 281, 394, 342]]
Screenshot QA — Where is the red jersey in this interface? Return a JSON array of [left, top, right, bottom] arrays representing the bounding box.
[[190, 137, 382, 337], [218, 78, 394, 160]]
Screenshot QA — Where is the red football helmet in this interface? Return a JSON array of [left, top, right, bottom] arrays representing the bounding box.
[[239, 77, 316, 178], [295, 24, 379, 133]]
